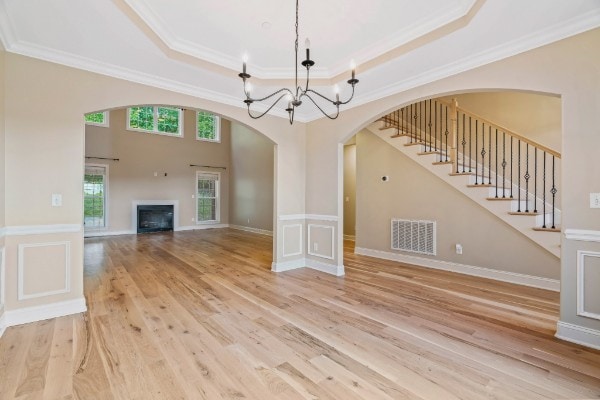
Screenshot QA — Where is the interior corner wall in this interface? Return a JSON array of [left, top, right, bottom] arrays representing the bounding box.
[[0, 49, 6, 322], [355, 129, 559, 279], [229, 122, 274, 233], [85, 108, 231, 233]]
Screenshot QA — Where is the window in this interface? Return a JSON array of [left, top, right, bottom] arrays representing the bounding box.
[[127, 106, 183, 136], [84, 165, 108, 229], [84, 111, 109, 127], [196, 172, 220, 223], [197, 111, 220, 142]]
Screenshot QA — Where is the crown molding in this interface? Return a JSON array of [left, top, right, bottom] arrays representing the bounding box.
[[123, 0, 477, 80], [302, 7, 600, 122]]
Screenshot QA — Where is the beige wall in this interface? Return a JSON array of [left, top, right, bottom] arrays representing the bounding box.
[[343, 144, 356, 237], [85, 109, 231, 232], [229, 122, 274, 232], [441, 92, 562, 151], [2, 52, 306, 317], [306, 28, 600, 335], [0, 49, 5, 317], [355, 129, 559, 278]]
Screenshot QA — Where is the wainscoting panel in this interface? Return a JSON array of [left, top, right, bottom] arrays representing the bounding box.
[[282, 224, 303, 257], [578, 250, 600, 320], [308, 224, 335, 260], [18, 241, 71, 300]]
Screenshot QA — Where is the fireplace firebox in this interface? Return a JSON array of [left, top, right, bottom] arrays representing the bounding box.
[[137, 205, 174, 233]]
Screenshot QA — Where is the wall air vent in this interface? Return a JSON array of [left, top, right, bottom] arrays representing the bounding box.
[[391, 219, 436, 256]]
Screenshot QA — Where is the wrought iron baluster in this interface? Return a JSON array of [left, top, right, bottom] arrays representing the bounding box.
[[525, 143, 530, 212], [517, 140, 521, 212], [444, 106, 449, 162], [488, 126, 492, 184], [510, 136, 513, 198], [551, 156, 557, 229], [495, 128, 498, 198], [413, 105, 418, 143], [543, 152, 547, 228], [502, 132, 506, 198], [534, 148, 538, 213], [462, 113, 466, 173], [481, 122, 485, 184], [420, 101, 424, 144]]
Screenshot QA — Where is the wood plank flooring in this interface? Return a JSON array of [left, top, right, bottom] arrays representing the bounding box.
[[1, 228, 599, 399]]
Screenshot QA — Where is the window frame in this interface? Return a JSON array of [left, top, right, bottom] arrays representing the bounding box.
[[84, 111, 110, 127], [126, 106, 184, 138], [195, 170, 221, 224], [83, 163, 109, 231], [196, 111, 221, 143]]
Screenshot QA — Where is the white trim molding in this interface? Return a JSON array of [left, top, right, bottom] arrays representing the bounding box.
[[0, 297, 87, 338], [18, 241, 71, 300], [556, 321, 600, 351], [271, 258, 344, 276], [307, 224, 335, 260], [229, 225, 273, 236], [565, 229, 600, 242], [355, 247, 560, 291], [177, 224, 228, 231], [577, 250, 600, 321], [4, 224, 81, 236], [278, 214, 339, 222], [85, 230, 136, 238], [282, 224, 303, 257]]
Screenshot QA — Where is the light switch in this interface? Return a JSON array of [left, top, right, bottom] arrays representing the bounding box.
[[591, 193, 600, 208], [51, 193, 62, 207]]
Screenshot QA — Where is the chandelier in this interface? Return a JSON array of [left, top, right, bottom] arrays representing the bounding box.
[[238, 0, 359, 124]]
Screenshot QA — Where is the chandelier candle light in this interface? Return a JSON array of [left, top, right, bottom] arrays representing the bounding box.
[[238, 0, 359, 124]]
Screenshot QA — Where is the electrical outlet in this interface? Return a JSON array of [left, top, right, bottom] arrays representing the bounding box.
[[192, 194, 195, 199], [51, 193, 62, 207], [191, 217, 195, 222], [313, 243, 319, 252], [455, 244, 463, 255], [590, 193, 600, 209]]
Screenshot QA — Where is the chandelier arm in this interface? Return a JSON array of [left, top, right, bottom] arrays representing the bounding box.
[[305, 89, 337, 105], [246, 94, 290, 119], [304, 93, 340, 120], [247, 88, 295, 103], [337, 85, 357, 105]]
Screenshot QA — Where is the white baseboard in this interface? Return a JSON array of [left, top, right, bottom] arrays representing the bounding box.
[[271, 258, 344, 276], [85, 230, 135, 237], [306, 258, 345, 276], [0, 306, 5, 338], [556, 321, 600, 350], [355, 247, 560, 292], [229, 225, 273, 236], [177, 224, 229, 231], [0, 297, 87, 338], [343, 235, 356, 241]]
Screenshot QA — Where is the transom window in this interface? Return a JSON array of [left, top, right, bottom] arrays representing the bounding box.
[[197, 111, 220, 142], [127, 106, 183, 137], [84, 111, 109, 127], [196, 172, 220, 223], [84, 165, 108, 229]]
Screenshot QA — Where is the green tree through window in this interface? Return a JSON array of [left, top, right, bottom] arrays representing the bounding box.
[[128, 106, 182, 136], [197, 111, 220, 142]]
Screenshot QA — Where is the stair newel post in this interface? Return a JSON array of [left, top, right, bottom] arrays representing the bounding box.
[[481, 122, 486, 185], [469, 116, 472, 172], [525, 143, 530, 212], [434, 101, 438, 153], [488, 125, 492, 184], [444, 105, 449, 162], [450, 98, 458, 169], [462, 113, 466, 173], [428, 100, 432, 152]]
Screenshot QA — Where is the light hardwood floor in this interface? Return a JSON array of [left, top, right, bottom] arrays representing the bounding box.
[[1, 229, 599, 399]]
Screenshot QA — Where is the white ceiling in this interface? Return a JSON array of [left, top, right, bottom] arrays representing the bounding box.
[[0, 0, 599, 122]]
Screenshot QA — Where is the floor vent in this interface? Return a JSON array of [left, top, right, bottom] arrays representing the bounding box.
[[391, 219, 436, 256]]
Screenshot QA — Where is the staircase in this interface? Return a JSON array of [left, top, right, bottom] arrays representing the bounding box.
[[370, 99, 561, 258]]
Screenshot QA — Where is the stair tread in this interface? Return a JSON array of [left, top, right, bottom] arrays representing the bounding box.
[[433, 161, 453, 165], [533, 227, 561, 232], [466, 183, 494, 187], [508, 211, 541, 216], [486, 197, 514, 201], [404, 142, 426, 147], [449, 172, 474, 176]]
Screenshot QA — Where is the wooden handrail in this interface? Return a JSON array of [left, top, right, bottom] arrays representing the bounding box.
[[455, 105, 561, 158]]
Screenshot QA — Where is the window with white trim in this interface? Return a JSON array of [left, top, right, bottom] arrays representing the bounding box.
[[196, 111, 220, 142], [127, 106, 183, 137], [196, 172, 220, 223], [84, 165, 108, 229], [85, 111, 109, 127]]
